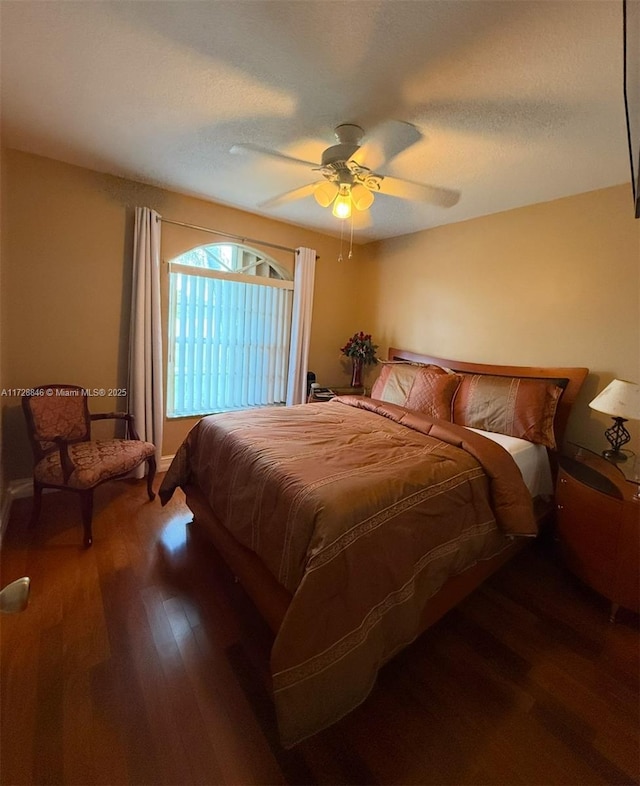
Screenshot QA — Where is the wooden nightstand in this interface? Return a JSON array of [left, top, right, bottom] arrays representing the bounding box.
[[555, 446, 639, 622], [307, 386, 366, 403]]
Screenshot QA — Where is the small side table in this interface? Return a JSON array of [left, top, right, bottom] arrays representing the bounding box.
[[308, 386, 366, 403], [555, 445, 639, 622]]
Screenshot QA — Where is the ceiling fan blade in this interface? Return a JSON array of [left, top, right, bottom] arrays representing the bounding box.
[[350, 121, 423, 171], [351, 210, 373, 230], [259, 182, 320, 208], [378, 175, 460, 208], [230, 143, 318, 169]]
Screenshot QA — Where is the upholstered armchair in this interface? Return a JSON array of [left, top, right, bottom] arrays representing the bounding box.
[[22, 385, 156, 547]]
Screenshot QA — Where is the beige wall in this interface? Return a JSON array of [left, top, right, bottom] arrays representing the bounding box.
[[365, 185, 640, 451], [1, 150, 368, 480]]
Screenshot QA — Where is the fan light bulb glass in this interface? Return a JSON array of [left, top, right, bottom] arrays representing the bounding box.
[[314, 181, 339, 208], [332, 186, 352, 219], [351, 184, 374, 211]]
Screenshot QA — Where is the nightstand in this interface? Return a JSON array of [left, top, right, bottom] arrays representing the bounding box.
[[307, 386, 366, 403], [555, 445, 639, 621]]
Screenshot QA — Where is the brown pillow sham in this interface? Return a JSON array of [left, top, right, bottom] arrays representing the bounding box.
[[405, 370, 462, 420], [371, 363, 443, 404], [452, 373, 563, 449], [370, 363, 461, 420]]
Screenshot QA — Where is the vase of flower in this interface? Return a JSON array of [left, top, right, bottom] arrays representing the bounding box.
[[351, 358, 364, 388], [340, 331, 378, 388]]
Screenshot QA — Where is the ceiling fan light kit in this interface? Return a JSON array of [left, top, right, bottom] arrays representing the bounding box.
[[314, 174, 378, 219]]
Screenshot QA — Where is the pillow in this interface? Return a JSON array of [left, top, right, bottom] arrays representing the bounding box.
[[371, 363, 448, 405], [405, 369, 462, 420], [452, 373, 563, 449], [371, 363, 461, 421]]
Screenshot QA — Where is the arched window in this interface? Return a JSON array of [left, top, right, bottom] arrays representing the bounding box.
[[167, 243, 294, 417]]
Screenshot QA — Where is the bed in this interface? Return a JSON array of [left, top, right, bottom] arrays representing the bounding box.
[[159, 348, 588, 747]]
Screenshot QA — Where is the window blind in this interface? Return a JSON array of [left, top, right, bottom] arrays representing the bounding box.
[[168, 270, 293, 417]]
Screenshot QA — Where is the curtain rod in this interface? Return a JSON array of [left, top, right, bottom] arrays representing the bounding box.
[[157, 216, 299, 255]]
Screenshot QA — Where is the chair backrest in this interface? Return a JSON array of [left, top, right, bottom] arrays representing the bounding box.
[[22, 385, 91, 460]]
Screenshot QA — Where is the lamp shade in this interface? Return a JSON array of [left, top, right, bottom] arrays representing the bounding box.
[[588, 379, 640, 420], [351, 183, 374, 211], [313, 181, 339, 208]]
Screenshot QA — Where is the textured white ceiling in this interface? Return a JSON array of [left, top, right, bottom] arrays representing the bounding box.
[[0, 0, 631, 242]]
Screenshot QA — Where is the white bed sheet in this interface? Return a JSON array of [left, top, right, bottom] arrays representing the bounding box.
[[465, 427, 553, 498]]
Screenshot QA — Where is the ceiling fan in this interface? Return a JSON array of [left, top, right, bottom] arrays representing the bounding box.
[[230, 121, 460, 220]]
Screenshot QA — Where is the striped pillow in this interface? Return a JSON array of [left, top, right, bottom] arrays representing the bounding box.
[[453, 374, 563, 449]]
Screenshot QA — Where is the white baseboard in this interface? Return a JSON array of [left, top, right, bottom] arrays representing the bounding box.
[[159, 454, 174, 473], [0, 479, 33, 547], [0, 456, 174, 546], [7, 478, 34, 500]]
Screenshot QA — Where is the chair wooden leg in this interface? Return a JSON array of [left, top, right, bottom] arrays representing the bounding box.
[[146, 457, 156, 501], [80, 491, 94, 548], [31, 482, 43, 527]]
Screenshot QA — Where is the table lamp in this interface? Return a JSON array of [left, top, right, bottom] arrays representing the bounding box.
[[588, 379, 640, 462]]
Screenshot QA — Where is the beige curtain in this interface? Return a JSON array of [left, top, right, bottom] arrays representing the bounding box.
[[286, 247, 316, 405], [128, 207, 163, 473]]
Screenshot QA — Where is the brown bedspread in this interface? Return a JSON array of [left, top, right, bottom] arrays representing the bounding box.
[[160, 396, 536, 746]]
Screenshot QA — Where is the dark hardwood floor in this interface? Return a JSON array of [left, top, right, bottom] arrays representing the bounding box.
[[1, 478, 638, 786]]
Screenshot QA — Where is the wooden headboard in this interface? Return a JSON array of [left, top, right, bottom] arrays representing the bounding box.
[[388, 347, 588, 451]]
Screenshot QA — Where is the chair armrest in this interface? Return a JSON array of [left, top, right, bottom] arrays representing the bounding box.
[[90, 412, 141, 441], [52, 437, 76, 483]]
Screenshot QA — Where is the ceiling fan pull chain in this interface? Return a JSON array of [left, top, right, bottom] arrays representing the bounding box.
[[338, 218, 344, 262], [348, 213, 354, 260]]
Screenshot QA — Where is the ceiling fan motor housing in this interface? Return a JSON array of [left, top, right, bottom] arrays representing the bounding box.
[[334, 123, 364, 145], [320, 123, 365, 168], [321, 143, 359, 168]]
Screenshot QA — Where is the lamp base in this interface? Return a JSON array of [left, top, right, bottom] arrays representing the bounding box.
[[603, 449, 628, 463], [603, 417, 631, 462]]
